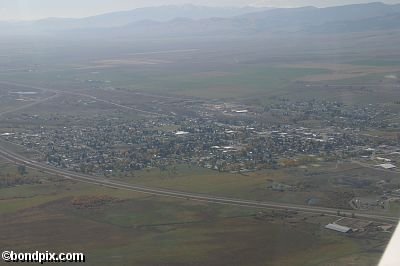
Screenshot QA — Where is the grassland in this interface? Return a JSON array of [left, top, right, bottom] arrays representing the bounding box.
[[111, 162, 400, 213], [0, 64, 330, 99], [1, 59, 398, 105], [0, 158, 390, 266], [1, 35, 400, 106], [348, 59, 400, 67], [0, 31, 398, 266]]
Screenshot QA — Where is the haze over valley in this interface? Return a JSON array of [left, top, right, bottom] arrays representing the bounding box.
[[0, 2, 400, 265]]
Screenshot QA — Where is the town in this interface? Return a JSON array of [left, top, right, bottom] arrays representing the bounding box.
[[1, 95, 399, 177]]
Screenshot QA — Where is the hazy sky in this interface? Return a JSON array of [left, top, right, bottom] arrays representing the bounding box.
[[0, 0, 399, 21]]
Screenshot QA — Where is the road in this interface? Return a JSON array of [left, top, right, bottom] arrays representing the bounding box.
[[0, 143, 397, 223], [0, 93, 61, 117], [0, 81, 165, 117], [0, 81, 398, 223]]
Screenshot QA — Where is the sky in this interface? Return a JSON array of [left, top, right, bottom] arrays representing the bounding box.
[[0, 0, 399, 21]]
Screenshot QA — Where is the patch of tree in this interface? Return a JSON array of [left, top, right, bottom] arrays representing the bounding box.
[[17, 165, 27, 175]]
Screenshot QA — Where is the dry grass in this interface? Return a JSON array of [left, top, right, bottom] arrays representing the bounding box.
[[281, 63, 400, 82]]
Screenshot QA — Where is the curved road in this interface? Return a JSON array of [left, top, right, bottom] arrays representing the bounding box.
[[0, 81, 398, 223], [0, 144, 397, 223]]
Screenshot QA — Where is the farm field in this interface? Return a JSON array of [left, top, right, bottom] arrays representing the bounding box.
[[112, 163, 400, 213], [0, 32, 399, 103], [0, 159, 389, 266], [1, 4, 400, 265]]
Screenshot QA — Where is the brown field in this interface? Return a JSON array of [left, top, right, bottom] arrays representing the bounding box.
[[282, 63, 400, 82], [0, 154, 392, 266]]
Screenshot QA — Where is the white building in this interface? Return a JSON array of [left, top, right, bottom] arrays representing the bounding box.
[[377, 163, 397, 170], [325, 223, 352, 233]]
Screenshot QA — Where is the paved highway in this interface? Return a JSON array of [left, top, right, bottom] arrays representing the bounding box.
[[0, 143, 397, 223], [0, 81, 398, 223]]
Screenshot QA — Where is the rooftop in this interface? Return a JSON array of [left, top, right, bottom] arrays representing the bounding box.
[[377, 163, 396, 169], [325, 223, 352, 233]]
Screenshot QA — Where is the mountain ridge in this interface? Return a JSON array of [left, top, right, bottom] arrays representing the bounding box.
[[1, 3, 400, 37]]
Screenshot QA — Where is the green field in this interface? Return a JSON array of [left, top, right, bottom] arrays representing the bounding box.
[[2, 61, 399, 105], [0, 65, 330, 99], [348, 59, 400, 67], [110, 162, 400, 212], [102, 66, 330, 98], [0, 159, 389, 265], [0, 30, 398, 266]]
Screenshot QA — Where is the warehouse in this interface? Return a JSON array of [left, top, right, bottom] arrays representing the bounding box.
[[325, 223, 352, 233]]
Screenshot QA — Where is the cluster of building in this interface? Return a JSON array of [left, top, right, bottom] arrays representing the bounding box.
[[1, 111, 374, 175], [257, 99, 391, 129], [1, 95, 398, 177], [325, 217, 392, 234]]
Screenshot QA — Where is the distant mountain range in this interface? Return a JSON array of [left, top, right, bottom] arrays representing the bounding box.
[[240, 2, 400, 32], [1, 2, 400, 36], [0, 5, 270, 31]]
